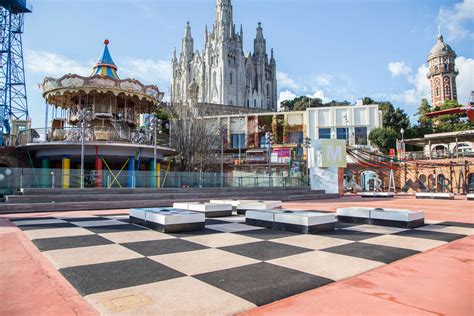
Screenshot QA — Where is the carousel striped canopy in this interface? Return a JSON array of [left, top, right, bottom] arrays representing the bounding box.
[[91, 39, 119, 79]]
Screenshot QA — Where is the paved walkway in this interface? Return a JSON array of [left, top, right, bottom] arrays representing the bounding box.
[[239, 235, 474, 316], [1, 195, 473, 315], [0, 218, 98, 316]]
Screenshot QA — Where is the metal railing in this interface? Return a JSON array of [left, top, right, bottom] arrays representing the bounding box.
[[15, 127, 170, 147], [0, 167, 310, 195], [403, 150, 474, 161]]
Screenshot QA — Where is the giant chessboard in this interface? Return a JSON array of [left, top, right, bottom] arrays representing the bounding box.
[[9, 213, 474, 314]]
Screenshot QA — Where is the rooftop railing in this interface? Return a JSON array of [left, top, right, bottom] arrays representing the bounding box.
[[15, 127, 170, 147]]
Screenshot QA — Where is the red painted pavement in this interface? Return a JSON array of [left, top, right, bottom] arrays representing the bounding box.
[[0, 218, 98, 316]]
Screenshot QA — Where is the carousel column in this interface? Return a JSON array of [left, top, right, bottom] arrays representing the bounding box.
[[128, 156, 135, 188], [62, 156, 71, 189], [40, 158, 50, 188], [95, 155, 103, 188]]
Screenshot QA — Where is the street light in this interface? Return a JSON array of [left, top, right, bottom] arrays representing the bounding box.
[[400, 128, 405, 159], [217, 126, 227, 187], [78, 108, 93, 189], [238, 112, 243, 165], [150, 115, 163, 187], [265, 131, 274, 185], [303, 137, 312, 178]]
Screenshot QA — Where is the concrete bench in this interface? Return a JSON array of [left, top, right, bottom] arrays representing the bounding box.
[[467, 194, 474, 201], [246, 210, 336, 233], [337, 207, 424, 228], [173, 202, 233, 218], [358, 192, 395, 198], [236, 200, 282, 215], [210, 199, 253, 211], [415, 192, 454, 200], [129, 208, 205, 233]]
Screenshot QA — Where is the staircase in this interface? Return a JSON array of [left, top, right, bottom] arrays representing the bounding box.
[[0, 187, 339, 214]]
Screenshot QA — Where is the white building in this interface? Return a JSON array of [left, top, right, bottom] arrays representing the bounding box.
[[170, 0, 277, 111]]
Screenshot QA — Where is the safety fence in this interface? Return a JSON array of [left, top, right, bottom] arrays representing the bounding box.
[[0, 167, 309, 194]]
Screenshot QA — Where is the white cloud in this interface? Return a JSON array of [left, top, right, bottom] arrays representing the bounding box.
[[25, 49, 90, 77], [306, 91, 330, 103], [455, 56, 474, 104], [313, 74, 332, 87], [24, 49, 171, 90], [277, 72, 300, 90], [120, 58, 171, 87], [388, 61, 412, 77], [278, 90, 297, 110], [438, 0, 474, 41], [389, 64, 430, 105]]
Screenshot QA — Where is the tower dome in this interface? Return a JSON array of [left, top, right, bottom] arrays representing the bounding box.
[[428, 34, 455, 58]]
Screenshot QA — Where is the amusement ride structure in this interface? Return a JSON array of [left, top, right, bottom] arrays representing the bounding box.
[[0, 0, 31, 145], [17, 40, 173, 188]]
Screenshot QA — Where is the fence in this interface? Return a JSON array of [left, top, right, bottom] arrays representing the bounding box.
[[0, 167, 309, 195]]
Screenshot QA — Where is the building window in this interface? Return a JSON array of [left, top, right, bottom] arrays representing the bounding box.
[[445, 85, 450, 96], [355, 127, 368, 145], [266, 84, 270, 96], [289, 132, 304, 144], [231, 134, 245, 149], [435, 86, 440, 97], [247, 100, 250, 107], [319, 128, 331, 139], [253, 99, 257, 107], [230, 72, 233, 85], [336, 128, 348, 140]]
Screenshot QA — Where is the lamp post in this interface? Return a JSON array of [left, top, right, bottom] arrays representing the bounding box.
[[218, 126, 227, 187], [78, 108, 93, 189], [343, 114, 349, 145], [150, 115, 163, 187], [303, 137, 312, 179], [265, 131, 274, 186], [238, 112, 243, 165], [400, 128, 405, 159]]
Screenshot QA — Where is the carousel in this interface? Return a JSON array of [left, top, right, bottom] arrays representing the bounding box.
[[17, 40, 174, 188]]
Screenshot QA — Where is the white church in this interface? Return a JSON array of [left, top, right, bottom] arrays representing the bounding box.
[[170, 0, 278, 111]]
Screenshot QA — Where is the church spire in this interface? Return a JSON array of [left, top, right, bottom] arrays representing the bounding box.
[[254, 22, 266, 58], [215, 0, 233, 38], [182, 21, 194, 59]]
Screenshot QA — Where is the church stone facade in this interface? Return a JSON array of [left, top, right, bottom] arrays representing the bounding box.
[[427, 34, 458, 107], [170, 0, 277, 111]]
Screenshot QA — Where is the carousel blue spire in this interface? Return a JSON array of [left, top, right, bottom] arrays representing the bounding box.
[[91, 39, 120, 79]]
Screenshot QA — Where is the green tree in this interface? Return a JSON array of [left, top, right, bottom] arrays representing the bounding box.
[[413, 98, 434, 137], [433, 100, 472, 133], [368, 128, 398, 154]]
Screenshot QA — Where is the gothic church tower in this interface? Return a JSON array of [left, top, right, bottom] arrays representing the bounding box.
[[427, 33, 458, 107], [170, 0, 278, 111]]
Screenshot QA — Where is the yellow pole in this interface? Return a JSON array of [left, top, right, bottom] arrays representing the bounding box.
[[156, 163, 161, 188], [62, 156, 71, 188]]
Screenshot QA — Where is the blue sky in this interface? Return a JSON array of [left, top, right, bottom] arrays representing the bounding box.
[[24, 0, 474, 126]]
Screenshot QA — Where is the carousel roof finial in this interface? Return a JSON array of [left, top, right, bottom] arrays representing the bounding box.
[[91, 39, 120, 79]]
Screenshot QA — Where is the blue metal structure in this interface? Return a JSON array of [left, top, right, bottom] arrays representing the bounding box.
[[0, 0, 31, 145]]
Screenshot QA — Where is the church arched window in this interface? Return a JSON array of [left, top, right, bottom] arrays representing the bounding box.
[[266, 84, 270, 96], [253, 99, 257, 107], [435, 86, 439, 97], [230, 72, 233, 85]]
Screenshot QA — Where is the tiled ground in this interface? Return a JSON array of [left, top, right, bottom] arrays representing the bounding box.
[[9, 213, 474, 315]]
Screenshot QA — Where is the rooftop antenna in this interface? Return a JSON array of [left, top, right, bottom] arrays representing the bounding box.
[[0, 0, 32, 145]]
